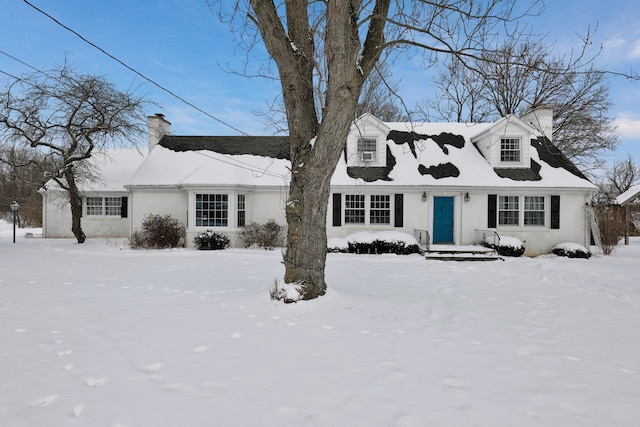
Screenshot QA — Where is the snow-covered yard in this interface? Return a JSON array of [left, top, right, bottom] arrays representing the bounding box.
[[1, 221, 639, 427]]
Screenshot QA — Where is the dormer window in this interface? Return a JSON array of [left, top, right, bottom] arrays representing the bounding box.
[[357, 137, 377, 162], [500, 138, 521, 162]]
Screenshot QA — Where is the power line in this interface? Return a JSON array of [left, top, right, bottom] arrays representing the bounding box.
[[22, 0, 250, 136], [1, 49, 288, 182]]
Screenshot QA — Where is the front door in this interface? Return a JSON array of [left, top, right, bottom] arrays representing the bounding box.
[[433, 196, 454, 244]]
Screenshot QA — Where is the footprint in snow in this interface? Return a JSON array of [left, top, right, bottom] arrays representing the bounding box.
[[70, 405, 84, 417], [322, 325, 334, 330], [30, 395, 58, 408], [192, 346, 208, 353], [229, 332, 242, 339], [85, 377, 108, 387], [442, 377, 469, 389], [145, 362, 163, 372], [57, 349, 72, 357]]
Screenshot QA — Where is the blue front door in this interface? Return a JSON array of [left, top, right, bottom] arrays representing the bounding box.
[[433, 196, 454, 244]]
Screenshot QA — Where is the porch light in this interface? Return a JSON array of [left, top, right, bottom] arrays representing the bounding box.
[[421, 191, 427, 202], [464, 192, 470, 202], [10, 201, 19, 244]]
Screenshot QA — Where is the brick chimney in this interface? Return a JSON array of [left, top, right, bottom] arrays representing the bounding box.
[[521, 105, 553, 141], [147, 113, 171, 153]]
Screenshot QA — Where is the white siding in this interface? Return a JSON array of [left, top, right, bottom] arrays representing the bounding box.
[[42, 191, 129, 239]]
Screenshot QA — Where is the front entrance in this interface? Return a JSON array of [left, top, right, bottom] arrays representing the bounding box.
[[433, 196, 454, 244]]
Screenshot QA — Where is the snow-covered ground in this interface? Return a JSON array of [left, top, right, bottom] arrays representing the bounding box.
[[1, 221, 639, 427]]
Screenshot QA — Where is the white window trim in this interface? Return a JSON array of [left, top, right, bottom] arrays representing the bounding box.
[[343, 193, 393, 226], [497, 195, 548, 228], [84, 196, 123, 217], [500, 137, 522, 163], [348, 133, 386, 167], [190, 190, 248, 229]]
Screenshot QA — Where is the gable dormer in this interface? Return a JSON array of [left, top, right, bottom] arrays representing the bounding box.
[[471, 115, 541, 169], [346, 113, 390, 167]]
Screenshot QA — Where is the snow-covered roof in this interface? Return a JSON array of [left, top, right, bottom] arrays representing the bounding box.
[[615, 185, 640, 206], [44, 148, 146, 193], [125, 120, 595, 191]]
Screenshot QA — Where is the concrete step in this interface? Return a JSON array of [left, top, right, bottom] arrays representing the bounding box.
[[424, 244, 502, 261]]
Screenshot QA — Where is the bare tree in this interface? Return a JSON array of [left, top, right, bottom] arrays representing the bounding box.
[[0, 64, 148, 243], [425, 38, 619, 174], [213, 0, 557, 301], [607, 155, 640, 195], [356, 62, 406, 121], [221, 1, 636, 300], [0, 145, 46, 226]]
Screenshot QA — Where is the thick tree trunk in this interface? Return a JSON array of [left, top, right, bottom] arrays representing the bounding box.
[[65, 171, 86, 243], [250, 0, 387, 300]]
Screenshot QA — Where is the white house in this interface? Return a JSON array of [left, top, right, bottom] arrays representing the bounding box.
[[41, 108, 597, 255]]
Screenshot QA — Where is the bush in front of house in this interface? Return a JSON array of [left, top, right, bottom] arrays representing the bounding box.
[[130, 214, 185, 249], [483, 235, 525, 257], [336, 231, 421, 255], [551, 242, 591, 259], [496, 236, 525, 257], [327, 237, 349, 253], [239, 219, 285, 249], [193, 230, 230, 250]]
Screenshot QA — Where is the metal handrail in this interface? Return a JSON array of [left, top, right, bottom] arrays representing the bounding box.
[[475, 229, 500, 249], [414, 229, 430, 251]]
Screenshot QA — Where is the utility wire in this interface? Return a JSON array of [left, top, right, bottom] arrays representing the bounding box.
[[22, 0, 249, 136], [1, 49, 287, 180]]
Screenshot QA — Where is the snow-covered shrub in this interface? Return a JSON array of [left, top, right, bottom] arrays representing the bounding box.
[[239, 219, 285, 249], [327, 237, 349, 253], [552, 242, 591, 259], [344, 231, 421, 255], [193, 230, 230, 250], [483, 235, 525, 257], [131, 214, 185, 249]]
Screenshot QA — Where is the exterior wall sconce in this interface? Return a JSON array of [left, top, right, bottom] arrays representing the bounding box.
[[421, 191, 427, 202], [464, 192, 470, 202]]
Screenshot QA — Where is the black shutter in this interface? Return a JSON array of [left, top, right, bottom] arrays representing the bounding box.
[[332, 193, 342, 226], [550, 195, 560, 229], [121, 196, 128, 218], [488, 194, 497, 228], [394, 194, 404, 227]]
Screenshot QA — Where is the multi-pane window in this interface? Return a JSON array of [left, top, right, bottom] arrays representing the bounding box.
[[369, 195, 390, 224], [237, 194, 246, 227], [498, 196, 519, 225], [500, 138, 521, 162], [104, 197, 122, 216], [86, 196, 122, 216], [86, 197, 103, 216], [345, 194, 365, 224], [524, 196, 545, 226], [357, 137, 377, 161], [195, 193, 228, 227]]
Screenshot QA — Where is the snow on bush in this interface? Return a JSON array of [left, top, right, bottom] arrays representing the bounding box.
[[328, 231, 421, 255], [483, 235, 525, 257], [327, 237, 349, 253], [552, 242, 591, 259], [193, 230, 230, 250]]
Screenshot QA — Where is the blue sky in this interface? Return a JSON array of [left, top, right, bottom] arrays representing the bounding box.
[[1, 0, 639, 165]]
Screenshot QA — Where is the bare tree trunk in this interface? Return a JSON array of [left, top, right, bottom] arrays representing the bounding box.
[[65, 170, 86, 243], [250, 0, 387, 300]]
